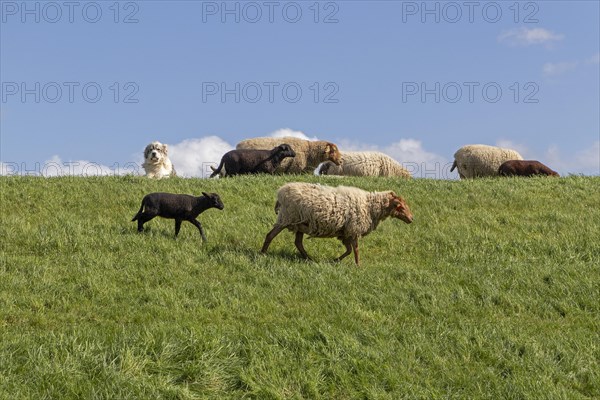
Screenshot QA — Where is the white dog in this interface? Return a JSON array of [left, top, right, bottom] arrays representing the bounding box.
[[142, 141, 176, 179]]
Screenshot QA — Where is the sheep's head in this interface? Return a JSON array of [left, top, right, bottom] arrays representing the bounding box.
[[324, 143, 342, 165], [275, 144, 296, 159], [388, 193, 413, 224], [202, 192, 225, 210], [144, 141, 168, 164]]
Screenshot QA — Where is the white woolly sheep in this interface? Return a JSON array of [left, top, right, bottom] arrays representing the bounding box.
[[236, 136, 342, 174], [450, 144, 523, 179], [318, 151, 412, 178], [260, 183, 413, 265]]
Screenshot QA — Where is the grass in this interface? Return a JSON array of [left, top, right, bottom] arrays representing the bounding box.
[[0, 175, 599, 399]]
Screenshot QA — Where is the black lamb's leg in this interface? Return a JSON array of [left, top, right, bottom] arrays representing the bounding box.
[[190, 219, 207, 242], [174, 219, 182, 237], [137, 213, 155, 232]]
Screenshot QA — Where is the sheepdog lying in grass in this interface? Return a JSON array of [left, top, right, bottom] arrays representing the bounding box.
[[142, 141, 176, 179]]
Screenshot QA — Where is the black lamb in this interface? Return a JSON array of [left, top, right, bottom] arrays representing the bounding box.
[[131, 192, 224, 241], [210, 144, 296, 178]]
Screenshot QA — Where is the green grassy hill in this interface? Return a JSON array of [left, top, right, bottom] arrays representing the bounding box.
[[1, 175, 599, 399]]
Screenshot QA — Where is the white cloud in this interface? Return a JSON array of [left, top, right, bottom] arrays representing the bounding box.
[[46, 155, 143, 176], [542, 52, 600, 77], [498, 27, 564, 47], [168, 136, 233, 178], [495, 139, 531, 158], [333, 138, 450, 178], [578, 141, 600, 170], [385, 139, 447, 165], [41, 156, 137, 176], [269, 128, 318, 141], [545, 141, 600, 175], [586, 53, 600, 65], [542, 61, 579, 76], [1, 157, 139, 176]]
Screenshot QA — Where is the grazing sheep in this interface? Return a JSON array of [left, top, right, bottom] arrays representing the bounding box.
[[209, 144, 296, 178], [260, 183, 413, 265], [499, 160, 560, 177], [132, 192, 224, 241], [318, 151, 412, 178], [450, 144, 523, 179], [236, 136, 342, 174]]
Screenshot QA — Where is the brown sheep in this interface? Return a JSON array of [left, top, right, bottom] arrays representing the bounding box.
[[498, 160, 560, 177]]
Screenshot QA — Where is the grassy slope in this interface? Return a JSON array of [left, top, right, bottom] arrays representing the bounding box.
[[0, 175, 599, 399]]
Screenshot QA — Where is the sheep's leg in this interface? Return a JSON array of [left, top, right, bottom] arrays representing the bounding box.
[[261, 225, 284, 253], [294, 232, 311, 260], [334, 237, 353, 262], [190, 219, 208, 242], [352, 239, 360, 266], [174, 219, 182, 237], [137, 213, 155, 232]]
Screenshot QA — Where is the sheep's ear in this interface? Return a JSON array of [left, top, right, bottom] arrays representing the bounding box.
[[390, 194, 403, 205], [324, 145, 331, 153], [163, 144, 169, 154], [202, 192, 209, 197]]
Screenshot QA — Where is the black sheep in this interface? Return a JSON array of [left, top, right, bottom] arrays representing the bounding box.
[[210, 144, 296, 178], [132, 192, 224, 241]]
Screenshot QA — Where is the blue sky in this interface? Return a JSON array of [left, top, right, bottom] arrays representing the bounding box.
[[1, 0, 599, 177]]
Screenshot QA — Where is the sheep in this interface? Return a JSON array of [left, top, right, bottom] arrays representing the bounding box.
[[260, 183, 413, 265], [236, 136, 342, 174], [132, 192, 224, 241], [450, 144, 523, 179], [318, 151, 412, 178], [209, 144, 296, 178], [498, 160, 560, 177]]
